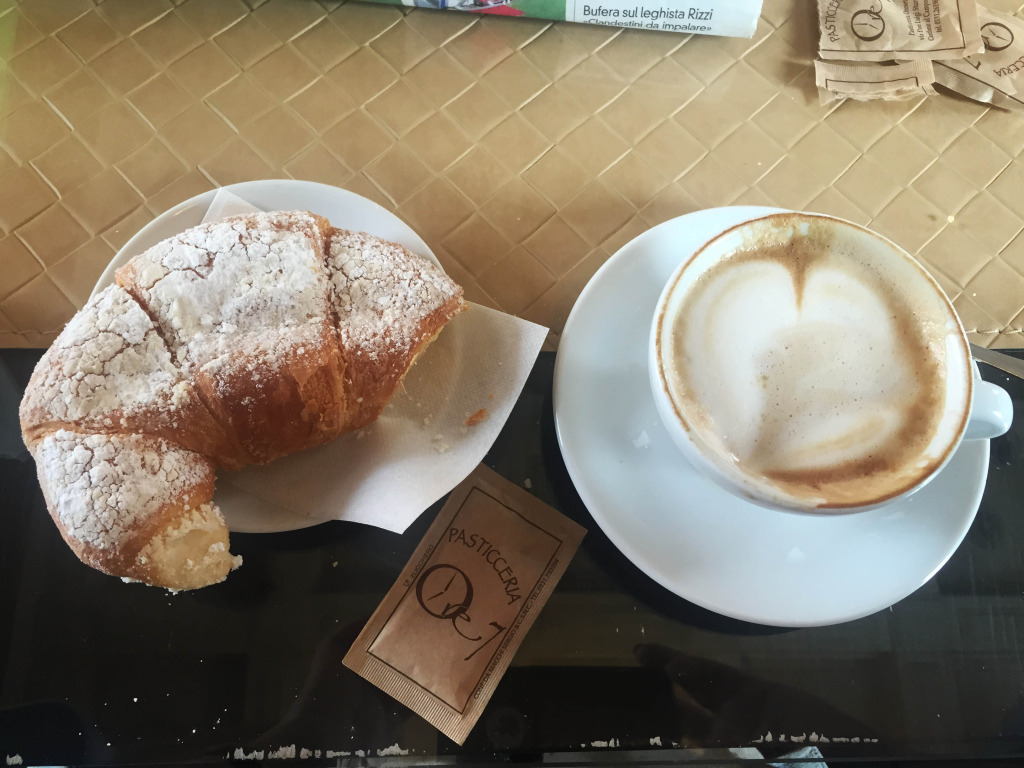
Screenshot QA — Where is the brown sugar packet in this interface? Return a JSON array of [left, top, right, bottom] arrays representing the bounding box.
[[343, 464, 585, 744], [815, 59, 937, 103], [819, 0, 983, 61], [933, 6, 1024, 110]]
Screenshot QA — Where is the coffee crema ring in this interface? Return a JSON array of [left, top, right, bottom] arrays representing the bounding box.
[[654, 213, 972, 511]]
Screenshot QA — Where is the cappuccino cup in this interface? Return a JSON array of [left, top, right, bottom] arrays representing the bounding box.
[[649, 212, 1013, 514]]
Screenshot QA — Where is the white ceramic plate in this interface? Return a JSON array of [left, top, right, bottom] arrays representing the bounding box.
[[553, 206, 989, 627], [92, 179, 439, 299]]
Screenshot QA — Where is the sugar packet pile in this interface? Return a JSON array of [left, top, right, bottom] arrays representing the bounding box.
[[814, 0, 1024, 109]]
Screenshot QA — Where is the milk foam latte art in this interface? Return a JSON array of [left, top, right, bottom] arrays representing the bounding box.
[[653, 213, 973, 512]]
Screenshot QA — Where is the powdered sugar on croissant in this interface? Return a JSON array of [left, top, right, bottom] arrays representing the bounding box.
[[330, 229, 462, 359], [19, 284, 236, 466], [327, 229, 469, 429], [21, 211, 466, 591], [34, 430, 235, 591], [119, 211, 331, 372], [118, 212, 344, 466]]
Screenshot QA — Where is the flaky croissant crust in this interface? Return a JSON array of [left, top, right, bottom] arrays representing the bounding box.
[[20, 211, 466, 591]]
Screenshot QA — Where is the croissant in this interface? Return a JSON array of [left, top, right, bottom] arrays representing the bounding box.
[[20, 212, 466, 591]]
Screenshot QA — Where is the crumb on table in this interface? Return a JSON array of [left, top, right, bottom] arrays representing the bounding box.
[[465, 408, 488, 426]]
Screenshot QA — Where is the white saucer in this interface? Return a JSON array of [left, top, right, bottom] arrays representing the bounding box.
[[92, 179, 439, 299], [552, 206, 989, 627]]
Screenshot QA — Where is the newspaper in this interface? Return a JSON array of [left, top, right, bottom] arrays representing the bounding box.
[[358, 0, 764, 38]]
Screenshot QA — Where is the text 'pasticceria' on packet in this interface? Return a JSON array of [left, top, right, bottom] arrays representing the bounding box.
[[343, 464, 586, 744]]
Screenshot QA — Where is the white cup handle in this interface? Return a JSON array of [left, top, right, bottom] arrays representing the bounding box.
[[965, 376, 1013, 440]]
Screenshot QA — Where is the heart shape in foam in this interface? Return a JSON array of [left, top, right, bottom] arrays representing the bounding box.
[[676, 258, 921, 477], [654, 211, 980, 513]]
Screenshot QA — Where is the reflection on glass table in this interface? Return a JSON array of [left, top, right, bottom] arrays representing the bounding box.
[[1, 350, 1023, 766]]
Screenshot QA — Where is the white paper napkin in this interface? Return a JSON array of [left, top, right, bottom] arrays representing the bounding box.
[[199, 189, 548, 534]]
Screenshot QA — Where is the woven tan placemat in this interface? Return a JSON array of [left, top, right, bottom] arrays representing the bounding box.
[[1, 0, 1022, 349]]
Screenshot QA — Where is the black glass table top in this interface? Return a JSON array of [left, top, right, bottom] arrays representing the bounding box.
[[2, 348, 1024, 767]]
